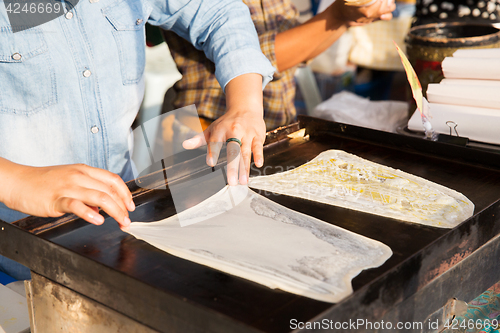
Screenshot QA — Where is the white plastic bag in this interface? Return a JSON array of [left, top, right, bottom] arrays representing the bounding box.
[[312, 91, 408, 133]]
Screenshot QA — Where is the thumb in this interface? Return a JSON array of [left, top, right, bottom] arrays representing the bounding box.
[[182, 131, 208, 150], [380, 12, 393, 20]]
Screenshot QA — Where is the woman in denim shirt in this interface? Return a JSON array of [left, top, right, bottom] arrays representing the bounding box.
[[0, 0, 278, 279]]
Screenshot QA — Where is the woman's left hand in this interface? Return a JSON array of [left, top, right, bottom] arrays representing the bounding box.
[[182, 73, 266, 186]]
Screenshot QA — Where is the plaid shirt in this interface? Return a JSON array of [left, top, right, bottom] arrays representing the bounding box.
[[162, 0, 299, 130]]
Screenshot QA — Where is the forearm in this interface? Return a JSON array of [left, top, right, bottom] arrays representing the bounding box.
[[275, 0, 395, 72], [0, 157, 23, 208], [275, 5, 348, 72], [225, 73, 264, 115]]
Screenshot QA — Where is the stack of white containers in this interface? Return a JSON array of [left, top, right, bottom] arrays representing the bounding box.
[[408, 48, 500, 145]]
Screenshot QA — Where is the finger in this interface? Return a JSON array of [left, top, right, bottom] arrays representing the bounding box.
[[226, 141, 241, 186], [205, 123, 225, 166], [74, 188, 131, 228], [239, 141, 252, 185], [57, 198, 105, 225], [365, 0, 383, 12], [120, 224, 130, 232], [183, 131, 208, 150], [380, 0, 395, 14], [80, 166, 135, 212], [73, 176, 130, 214], [251, 136, 265, 168], [380, 12, 393, 20], [68, 174, 132, 211], [207, 142, 223, 167]]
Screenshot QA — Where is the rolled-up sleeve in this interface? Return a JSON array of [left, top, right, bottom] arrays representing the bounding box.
[[258, 30, 280, 77], [147, 0, 276, 91]]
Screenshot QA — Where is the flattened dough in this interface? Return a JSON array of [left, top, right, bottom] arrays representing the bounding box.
[[249, 150, 474, 228], [128, 185, 392, 303]]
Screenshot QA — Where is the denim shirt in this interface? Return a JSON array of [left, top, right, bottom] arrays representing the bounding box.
[[0, 0, 275, 222]]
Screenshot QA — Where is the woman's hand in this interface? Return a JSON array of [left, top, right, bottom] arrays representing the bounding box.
[[0, 159, 135, 230], [183, 73, 265, 186]]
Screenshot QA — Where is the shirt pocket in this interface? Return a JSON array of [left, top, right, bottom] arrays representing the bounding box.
[[0, 27, 57, 115], [102, 0, 149, 85]]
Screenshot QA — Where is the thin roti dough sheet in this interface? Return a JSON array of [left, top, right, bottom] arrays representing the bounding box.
[[128, 185, 392, 303], [249, 150, 474, 228]]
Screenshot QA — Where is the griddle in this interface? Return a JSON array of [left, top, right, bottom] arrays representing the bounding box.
[[1, 116, 500, 333]]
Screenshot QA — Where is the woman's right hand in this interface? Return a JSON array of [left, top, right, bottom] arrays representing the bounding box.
[[0, 159, 135, 230]]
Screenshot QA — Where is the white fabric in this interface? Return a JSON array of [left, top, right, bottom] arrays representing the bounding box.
[[312, 91, 409, 133], [348, 16, 412, 71], [426, 83, 500, 110], [249, 150, 474, 228], [309, 33, 353, 74], [408, 103, 500, 145], [440, 79, 500, 87], [442, 57, 500, 81], [0, 283, 30, 333], [418, 50, 500, 145], [128, 185, 392, 303], [453, 48, 500, 58]]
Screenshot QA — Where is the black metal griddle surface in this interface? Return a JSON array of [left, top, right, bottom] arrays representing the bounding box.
[[33, 119, 500, 333]]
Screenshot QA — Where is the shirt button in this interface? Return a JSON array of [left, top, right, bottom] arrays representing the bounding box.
[[11, 53, 22, 61], [65, 12, 74, 19], [136, 19, 143, 25], [91, 126, 99, 134], [89, 0, 99, 3], [83, 69, 92, 77]]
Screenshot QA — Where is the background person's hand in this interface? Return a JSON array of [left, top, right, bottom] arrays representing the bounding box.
[[0, 159, 135, 230], [330, 0, 396, 26], [182, 73, 266, 186]]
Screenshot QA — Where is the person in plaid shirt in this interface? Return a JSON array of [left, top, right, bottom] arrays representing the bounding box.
[[162, 0, 395, 132]]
